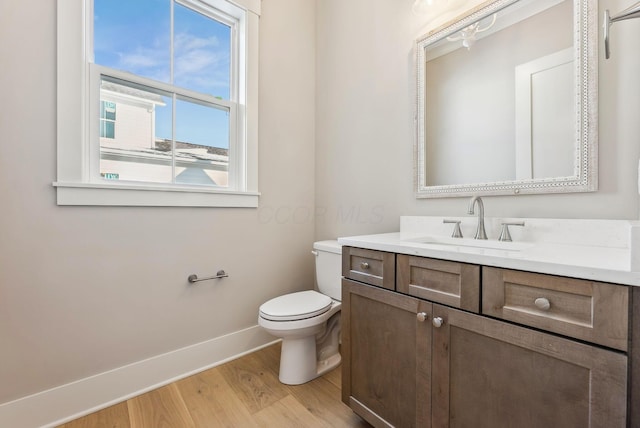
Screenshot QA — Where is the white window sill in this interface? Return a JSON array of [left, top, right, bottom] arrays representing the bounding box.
[[53, 182, 259, 207]]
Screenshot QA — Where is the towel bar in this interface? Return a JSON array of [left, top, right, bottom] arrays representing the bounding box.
[[188, 270, 228, 283], [604, 2, 640, 59]]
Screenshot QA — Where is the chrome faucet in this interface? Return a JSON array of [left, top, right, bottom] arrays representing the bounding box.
[[467, 196, 487, 240]]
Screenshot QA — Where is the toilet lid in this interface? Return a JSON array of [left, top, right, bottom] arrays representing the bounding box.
[[259, 290, 333, 321]]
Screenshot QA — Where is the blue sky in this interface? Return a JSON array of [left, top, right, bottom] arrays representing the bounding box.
[[94, 0, 231, 148]]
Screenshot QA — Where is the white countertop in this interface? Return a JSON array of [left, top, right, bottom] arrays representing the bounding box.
[[338, 217, 640, 286]]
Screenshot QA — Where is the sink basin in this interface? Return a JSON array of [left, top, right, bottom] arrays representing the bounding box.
[[405, 236, 533, 252]]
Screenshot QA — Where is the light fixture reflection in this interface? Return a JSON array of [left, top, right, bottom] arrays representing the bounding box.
[[446, 14, 497, 49], [412, 0, 444, 15]]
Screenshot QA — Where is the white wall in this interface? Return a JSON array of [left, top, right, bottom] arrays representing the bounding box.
[[315, 0, 640, 241], [0, 0, 316, 410]]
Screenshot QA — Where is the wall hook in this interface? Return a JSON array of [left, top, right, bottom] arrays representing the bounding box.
[[604, 2, 640, 59]]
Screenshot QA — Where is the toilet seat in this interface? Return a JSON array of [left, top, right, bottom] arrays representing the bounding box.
[[259, 290, 332, 321]]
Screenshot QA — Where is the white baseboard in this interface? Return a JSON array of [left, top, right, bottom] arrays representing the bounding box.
[[0, 325, 277, 428]]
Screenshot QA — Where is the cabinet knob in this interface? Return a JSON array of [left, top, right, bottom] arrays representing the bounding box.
[[416, 312, 428, 322], [360, 262, 370, 269], [432, 317, 444, 328], [534, 297, 551, 311]]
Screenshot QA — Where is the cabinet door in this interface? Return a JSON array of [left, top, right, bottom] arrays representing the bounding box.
[[431, 304, 628, 428], [342, 278, 432, 428]]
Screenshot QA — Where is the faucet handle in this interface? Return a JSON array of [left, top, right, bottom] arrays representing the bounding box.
[[498, 221, 525, 242], [443, 219, 463, 238]]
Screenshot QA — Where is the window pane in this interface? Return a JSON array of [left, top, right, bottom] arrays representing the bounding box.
[[100, 101, 115, 138], [174, 97, 229, 186], [100, 119, 115, 139], [99, 78, 174, 184], [101, 101, 116, 120], [174, 2, 231, 99], [94, 0, 171, 83]]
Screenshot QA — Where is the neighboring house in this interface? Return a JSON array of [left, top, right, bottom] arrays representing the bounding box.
[[100, 81, 163, 150], [99, 81, 229, 186]]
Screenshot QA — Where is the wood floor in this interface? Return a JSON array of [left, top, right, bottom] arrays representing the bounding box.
[[57, 343, 370, 428]]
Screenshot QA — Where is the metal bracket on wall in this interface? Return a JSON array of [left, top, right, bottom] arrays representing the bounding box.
[[188, 270, 228, 283], [604, 2, 640, 59]]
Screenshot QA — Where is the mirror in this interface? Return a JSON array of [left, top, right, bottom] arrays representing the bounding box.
[[415, 0, 597, 198]]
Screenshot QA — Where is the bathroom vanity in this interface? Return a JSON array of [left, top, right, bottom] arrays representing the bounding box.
[[339, 217, 640, 428], [340, 0, 629, 423]]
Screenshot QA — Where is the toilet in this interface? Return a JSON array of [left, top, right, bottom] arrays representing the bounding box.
[[258, 240, 342, 385]]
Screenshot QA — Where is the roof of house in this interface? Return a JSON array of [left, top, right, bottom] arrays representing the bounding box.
[[101, 81, 166, 105]]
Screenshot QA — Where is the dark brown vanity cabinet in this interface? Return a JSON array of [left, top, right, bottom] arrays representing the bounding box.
[[341, 246, 633, 428]]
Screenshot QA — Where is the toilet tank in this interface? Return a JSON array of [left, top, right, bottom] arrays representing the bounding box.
[[313, 240, 342, 301]]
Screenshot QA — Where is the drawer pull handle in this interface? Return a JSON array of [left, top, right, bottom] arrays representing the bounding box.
[[360, 262, 370, 270], [417, 312, 428, 322], [534, 297, 551, 311], [432, 317, 444, 328]]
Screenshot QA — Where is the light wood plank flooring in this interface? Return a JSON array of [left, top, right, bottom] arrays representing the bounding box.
[[58, 343, 370, 427]]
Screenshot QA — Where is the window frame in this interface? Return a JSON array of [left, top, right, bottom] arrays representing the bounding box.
[[55, 0, 260, 207]]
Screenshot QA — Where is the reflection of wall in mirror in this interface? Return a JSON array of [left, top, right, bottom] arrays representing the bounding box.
[[424, 0, 572, 187]]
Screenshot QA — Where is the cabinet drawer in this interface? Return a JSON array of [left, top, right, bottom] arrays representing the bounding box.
[[483, 267, 629, 351], [342, 247, 395, 290], [397, 255, 480, 312]]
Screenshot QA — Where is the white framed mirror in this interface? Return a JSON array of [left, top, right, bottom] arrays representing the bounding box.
[[415, 0, 597, 198]]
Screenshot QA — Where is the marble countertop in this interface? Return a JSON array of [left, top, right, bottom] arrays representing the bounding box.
[[338, 216, 640, 286]]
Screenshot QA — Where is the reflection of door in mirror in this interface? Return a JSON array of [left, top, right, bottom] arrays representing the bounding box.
[[515, 47, 574, 180], [424, 0, 573, 187]]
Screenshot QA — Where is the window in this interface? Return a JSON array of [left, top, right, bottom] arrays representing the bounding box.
[[55, 0, 260, 207], [100, 101, 116, 139]]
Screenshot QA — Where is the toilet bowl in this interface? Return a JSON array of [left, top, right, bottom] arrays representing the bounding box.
[[258, 240, 342, 385]]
